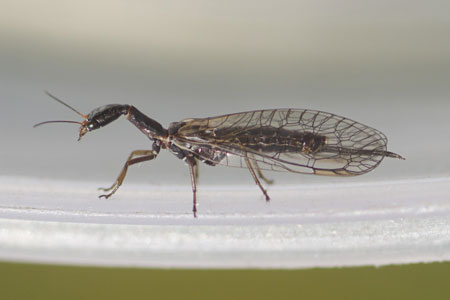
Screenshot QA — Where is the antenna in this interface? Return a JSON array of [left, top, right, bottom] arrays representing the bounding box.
[[33, 120, 83, 128], [33, 92, 88, 128], [44, 91, 88, 119]]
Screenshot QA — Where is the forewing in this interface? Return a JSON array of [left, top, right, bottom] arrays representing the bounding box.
[[174, 109, 389, 176]]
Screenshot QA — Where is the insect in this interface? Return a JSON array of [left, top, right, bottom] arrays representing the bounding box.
[[34, 92, 405, 217]]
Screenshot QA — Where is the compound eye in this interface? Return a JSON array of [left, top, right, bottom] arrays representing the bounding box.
[[85, 119, 101, 131]]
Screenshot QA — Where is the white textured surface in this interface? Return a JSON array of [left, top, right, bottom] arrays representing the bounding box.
[[0, 176, 449, 268]]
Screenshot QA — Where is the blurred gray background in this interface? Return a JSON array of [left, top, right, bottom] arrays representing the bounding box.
[[1, 0, 449, 185]]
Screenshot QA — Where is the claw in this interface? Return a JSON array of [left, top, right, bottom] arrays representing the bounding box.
[[99, 193, 112, 199]]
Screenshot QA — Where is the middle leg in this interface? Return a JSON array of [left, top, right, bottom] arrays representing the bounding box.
[[186, 156, 198, 218]]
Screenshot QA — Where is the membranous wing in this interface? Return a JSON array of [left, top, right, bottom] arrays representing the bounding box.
[[171, 109, 390, 176]]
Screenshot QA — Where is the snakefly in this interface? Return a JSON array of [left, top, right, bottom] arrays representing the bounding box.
[[34, 92, 405, 217]]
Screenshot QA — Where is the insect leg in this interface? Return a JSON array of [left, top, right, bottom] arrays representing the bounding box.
[[243, 151, 270, 202], [249, 154, 274, 185], [186, 156, 198, 218], [194, 158, 199, 181], [98, 150, 157, 199]]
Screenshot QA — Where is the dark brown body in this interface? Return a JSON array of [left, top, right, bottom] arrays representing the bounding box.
[[35, 94, 404, 217]]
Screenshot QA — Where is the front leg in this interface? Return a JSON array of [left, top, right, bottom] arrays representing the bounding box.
[[99, 150, 157, 199]]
